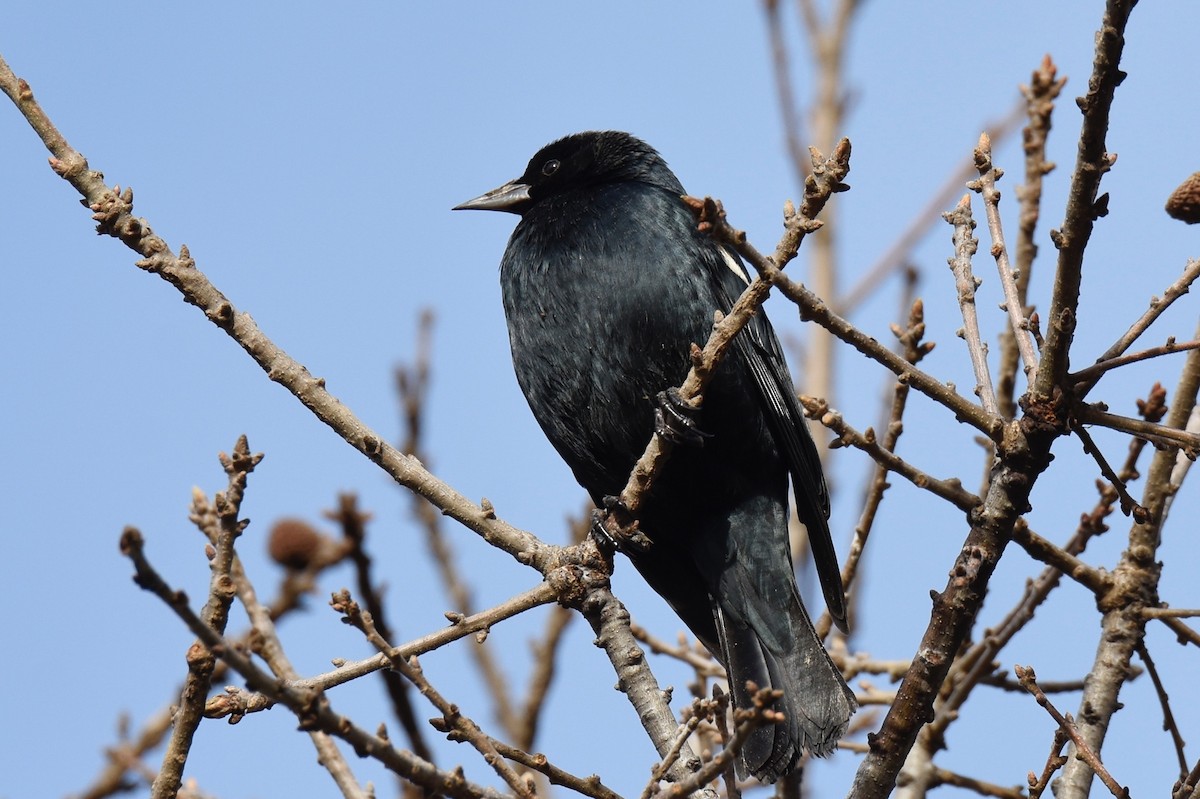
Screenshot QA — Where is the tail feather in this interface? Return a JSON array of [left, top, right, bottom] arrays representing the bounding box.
[[714, 554, 856, 782]]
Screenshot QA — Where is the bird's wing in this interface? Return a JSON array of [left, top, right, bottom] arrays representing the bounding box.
[[706, 243, 848, 632]]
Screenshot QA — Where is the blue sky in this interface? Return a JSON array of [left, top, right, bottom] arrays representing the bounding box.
[[3, 3, 1199, 798]]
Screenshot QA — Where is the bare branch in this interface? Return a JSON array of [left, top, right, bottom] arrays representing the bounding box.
[[1070, 422, 1147, 519], [580, 583, 714, 796], [970, 133, 1040, 387], [1008, 521, 1110, 596], [487, 739, 624, 799], [767, 264, 1004, 440], [839, 98, 1025, 313], [151, 438, 262, 799], [395, 318, 521, 745], [1076, 404, 1200, 458], [514, 511, 588, 753], [119, 528, 507, 799], [1028, 728, 1070, 799], [214, 582, 557, 709], [824, 287, 931, 639], [1071, 338, 1200, 385], [1135, 642, 1189, 782], [943, 194, 1000, 416], [336, 593, 535, 799], [632, 624, 725, 679], [656, 687, 783, 799], [0, 51, 548, 573], [998, 55, 1066, 419], [331, 493, 435, 766], [799, 395, 981, 513], [930, 767, 1025, 799], [1058, 323, 1200, 797], [1079, 259, 1200, 397], [1035, 0, 1136, 400], [193, 489, 372, 798], [1014, 666, 1130, 798]]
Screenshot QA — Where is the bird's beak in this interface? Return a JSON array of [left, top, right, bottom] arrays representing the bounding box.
[[453, 179, 532, 214]]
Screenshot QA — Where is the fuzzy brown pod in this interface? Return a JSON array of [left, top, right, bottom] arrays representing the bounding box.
[[1165, 171, 1200, 224]]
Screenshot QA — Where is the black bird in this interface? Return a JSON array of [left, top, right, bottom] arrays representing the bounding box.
[[456, 131, 855, 781]]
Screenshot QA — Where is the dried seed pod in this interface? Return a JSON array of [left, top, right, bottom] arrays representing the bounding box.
[[267, 518, 325, 570], [1165, 171, 1200, 224]]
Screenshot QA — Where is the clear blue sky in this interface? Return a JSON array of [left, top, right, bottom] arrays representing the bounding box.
[[3, 4, 1198, 798]]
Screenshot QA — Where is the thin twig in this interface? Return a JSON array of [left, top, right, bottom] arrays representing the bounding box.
[[1076, 404, 1200, 458], [765, 262, 1004, 440], [1070, 421, 1148, 519], [1059, 321, 1200, 797], [824, 284, 929, 638], [513, 509, 587, 754], [1014, 666, 1130, 798], [119, 528, 506, 799], [1035, 0, 1136, 400], [708, 687, 739, 799], [332, 493, 435, 767], [788, 0, 861, 444], [1079, 258, 1200, 398], [1135, 641, 1189, 781], [799, 395, 982, 512], [1028, 728, 1070, 799], [943, 193, 1000, 415], [151, 438, 261, 799], [998, 55, 1066, 420], [970, 133, 1040, 386], [1142, 608, 1200, 620], [336, 593, 535, 799], [1159, 617, 1200, 649], [764, 0, 810, 185], [1071, 338, 1200, 385], [395, 316, 521, 744], [641, 713, 704, 799], [207, 582, 557, 714], [839, 98, 1026, 314], [192, 487, 370, 799], [632, 623, 725, 678], [657, 687, 783, 799], [930, 766, 1025, 799], [488, 739, 624, 799], [1009, 521, 1110, 596]]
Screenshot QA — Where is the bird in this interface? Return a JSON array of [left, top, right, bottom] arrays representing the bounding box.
[[455, 131, 855, 782]]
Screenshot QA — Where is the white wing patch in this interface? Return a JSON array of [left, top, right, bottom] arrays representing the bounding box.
[[719, 246, 751, 286]]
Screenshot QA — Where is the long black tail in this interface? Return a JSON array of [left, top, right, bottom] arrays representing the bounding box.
[[714, 553, 857, 781]]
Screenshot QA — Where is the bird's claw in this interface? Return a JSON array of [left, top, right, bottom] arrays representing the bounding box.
[[591, 496, 651, 555], [654, 388, 711, 447]]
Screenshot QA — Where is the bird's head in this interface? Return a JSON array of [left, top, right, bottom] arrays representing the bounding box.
[[453, 130, 683, 216]]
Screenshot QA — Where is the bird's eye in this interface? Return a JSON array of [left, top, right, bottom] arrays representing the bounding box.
[[541, 159, 561, 177]]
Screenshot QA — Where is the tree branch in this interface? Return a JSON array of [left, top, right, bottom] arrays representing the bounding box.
[[1034, 0, 1136, 400]]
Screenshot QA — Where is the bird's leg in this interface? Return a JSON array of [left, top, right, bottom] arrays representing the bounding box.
[[591, 495, 652, 555], [654, 387, 711, 447]]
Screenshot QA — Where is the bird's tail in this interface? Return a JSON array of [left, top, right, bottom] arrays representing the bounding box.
[[713, 567, 857, 782]]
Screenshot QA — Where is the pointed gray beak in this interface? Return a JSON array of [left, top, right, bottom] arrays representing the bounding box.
[[453, 179, 533, 214]]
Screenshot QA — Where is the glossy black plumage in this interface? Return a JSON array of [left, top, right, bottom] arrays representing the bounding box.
[[456, 131, 855, 781]]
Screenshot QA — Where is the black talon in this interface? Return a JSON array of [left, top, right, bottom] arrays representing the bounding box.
[[654, 387, 711, 446], [589, 505, 619, 555], [591, 496, 652, 555]]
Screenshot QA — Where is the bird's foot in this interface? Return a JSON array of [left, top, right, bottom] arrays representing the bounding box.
[[654, 388, 710, 447], [591, 496, 652, 555]]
